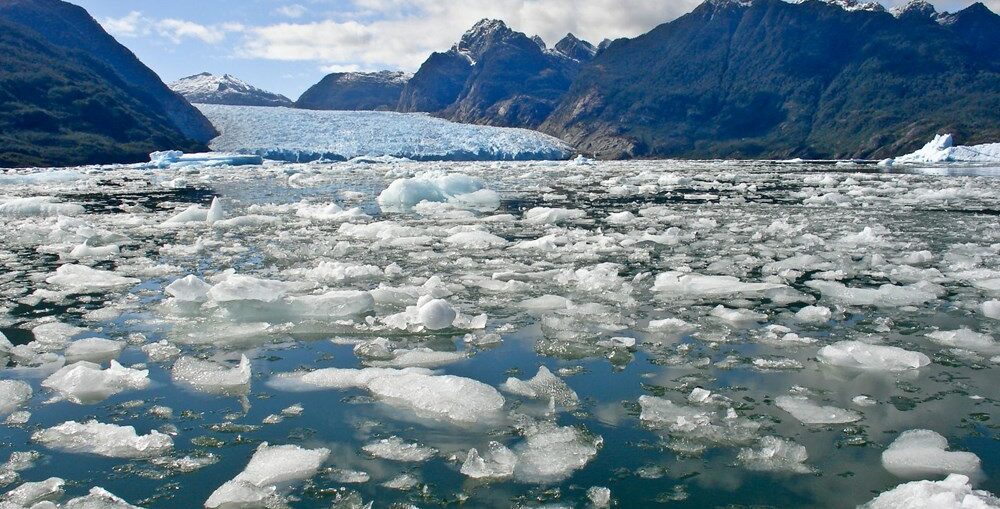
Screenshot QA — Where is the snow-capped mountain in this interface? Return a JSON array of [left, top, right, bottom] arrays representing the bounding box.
[[170, 73, 292, 107], [553, 33, 597, 62], [295, 71, 411, 111]]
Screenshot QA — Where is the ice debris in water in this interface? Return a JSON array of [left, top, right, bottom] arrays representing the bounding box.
[[512, 423, 602, 483], [0, 380, 32, 416], [587, 487, 612, 508], [926, 328, 998, 353], [32, 420, 173, 458], [891, 134, 1000, 164], [806, 280, 938, 307], [62, 487, 144, 508], [269, 367, 504, 423], [377, 172, 500, 212], [0, 196, 84, 217], [881, 430, 982, 479], [4, 476, 64, 506], [42, 361, 149, 404], [738, 436, 811, 473], [860, 474, 1000, 509], [172, 355, 251, 395], [461, 441, 517, 479], [817, 341, 931, 371], [205, 443, 330, 509], [501, 366, 579, 409], [362, 436, 437, 462], [775, 395, 862, 425], [45, 265, 140, 291]]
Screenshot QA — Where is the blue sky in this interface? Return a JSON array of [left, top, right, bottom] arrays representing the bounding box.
[[67, 0, 998, 100]]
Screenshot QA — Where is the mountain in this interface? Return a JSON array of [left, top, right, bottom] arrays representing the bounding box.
[[296, 71, 410, 111], [553, 33, 597, 62], [399, 19, 593, 128], [541, 0, 1000, 159], [170, 73, 292, 107], [0, 0, 212, 168]]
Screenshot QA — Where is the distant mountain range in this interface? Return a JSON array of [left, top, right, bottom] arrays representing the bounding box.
[[170, 73, 292, 107], [1, 0, 998, 166], [0, 0, 214, 167]]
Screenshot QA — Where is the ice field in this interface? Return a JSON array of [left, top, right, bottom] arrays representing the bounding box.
[[1, 157, 1000, 508]]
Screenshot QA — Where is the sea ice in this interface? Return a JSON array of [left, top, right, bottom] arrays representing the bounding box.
[[817, 341, 931, 371], [63, 487, 144, 508], [738, 436, 811, 473], [926, 329, 999, 353], [165, 275, 213, 303], [3, 477, 64, 506], [983, 300, 1000, 320], [860, 474, 1000, 509], [0, 380, 32, 415], [149, 150, 263, 168], [523, 207, 586, 225], [512, 424, 601, 483], [881, 429, 982, 479], [377, 172, 500, 212], [0, 196, 84, 217], [806, 281, 937, 307], [172, 355, 251, 395], [45, 265, 140, 290], [205, 443, 330, 509], [461, 442, 517, 479], [794, 305, 833, 324], [362, 436, 436, 462], [42, 361, 149, 404], [501, 366, 579, 409], [653, 272, 785, 299], [32, 420, 173, 458], [775, 395, 862, 424], [63, 338, 125, 363]]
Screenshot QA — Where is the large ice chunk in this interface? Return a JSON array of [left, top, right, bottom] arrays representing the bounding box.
[[362, 436, 436, 462], [860, 474, 1000, 509], [738, 436, 811, 473], [32, 420, 173, 458], [205, 443, 330, 509], [0, 380, 32, 415], [42, 361, 149, 404], [377, 172, 500, 212], [461, 441, 517, 479], [64, 487, 144, 508], [775, 395, 862, 424], [817, 341, 931, 371], [172, 355, 251, 395], [881, 429, 982, 479], [806, 281, 937, 307], [0, 196, 84, 217], [501, 366, 579, 409], [653, 271, 786, 299], [149, 150, 263, 168], [926, 328, 998, 353], [893, 134, 1000, 164], [512, 424, 601, 483], [45, 265, 140, 290]]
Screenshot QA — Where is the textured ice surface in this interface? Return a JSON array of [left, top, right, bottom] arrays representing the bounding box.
[[198, 104, 570, 162], [362, 436, 437, 462], [738, 436, 811, 473], [882, 430, 982, 479], [32, 420, 173, 458], [512, 424, 601, 483], [0, 380, 32, 416], [205, 443, 329, 509], [817, 341, 931, 371], [501, 366, 579, 409], [893, 134, 1000, 164], [377, 172, 500, 212], [42, 361, 149, 404], [0, 196, 84, 217], [461, 441, 517, 479], [861, 474, 1000, 509], [775, 395, 862, 424], [172, 355, 251, 395]]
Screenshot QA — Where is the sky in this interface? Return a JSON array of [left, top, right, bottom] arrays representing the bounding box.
[[67, 0, 998, 100]]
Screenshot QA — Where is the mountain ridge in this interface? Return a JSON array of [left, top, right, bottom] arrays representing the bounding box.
[[170, 73, 292, 107]]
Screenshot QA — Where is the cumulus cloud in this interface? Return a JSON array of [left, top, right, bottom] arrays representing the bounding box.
[[275, 4, 309, 18], [100, 11, 243, 45], [239, 0, 702, 70]]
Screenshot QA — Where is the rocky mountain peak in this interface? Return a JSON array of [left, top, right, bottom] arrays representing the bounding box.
[[554, 33, 597, 62]]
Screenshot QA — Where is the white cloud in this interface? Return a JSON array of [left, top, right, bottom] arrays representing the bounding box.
[[238, 0, 703, 71], [100, 11, 243, 45], [276, 4, 309, 18]]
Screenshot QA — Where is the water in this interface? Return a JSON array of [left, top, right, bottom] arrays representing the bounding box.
[[0, 159, 998, 508]]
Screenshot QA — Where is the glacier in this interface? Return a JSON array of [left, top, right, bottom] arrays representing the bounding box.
[[197, 104, 572, 162]]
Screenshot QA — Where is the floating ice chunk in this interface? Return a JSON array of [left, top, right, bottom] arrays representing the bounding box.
[[853, 395, 877, 407], [149, 150, 263, 168], [295, 201, 370, 222], [638, 395, 710, 427], [68, 242, 119, 260], [363, 436, 436, 462], [165, 275, 213, 303], [894, 134, 1000, 164], [817, 341, 931, 371], [0, 380, 32, 416], [417, 298, 458, 330], [4, 477, 64, 506], [653, 272, 785, 299], [710, 305, 767, 325], [206, 197, 224, 224], [205, 443, 330, 509], [370, 348, 468, 369], [46, 265, 139, 290], [738, 436, 811, 473], [523, 207, 586, 225], [794, 305, 833, 324], [926, 329, 999, 353], [282, 291, 376, 320], [377, 172, 500, 212], [501, 366, 579, 409], [519, 295, 573, 314], [383, 473, 419, 490], [32, 420, 172, 458], [648, 318, 697, 334], [292, 261, 382, 284], [64, 338, 125, 363], [207, 274, 290, 303], [0, 196, 84, 217], [444, 230, 508, 249], [983, 301, 1000, 320], [269, 367, 504, 424], [882, 430, 982, 479], [775, 395, 861, 424], [860, 474, 1000, 509], [42, 361, 149, 404], [64, 487, 144, 508], [142, 341, 181, 362], [461, 442, 517, 479], [513, 424, 601, 483], [172, 355, 251, 395], [806, 281, 937, 307]]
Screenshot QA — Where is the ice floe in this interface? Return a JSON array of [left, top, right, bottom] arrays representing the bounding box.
[[817, 341, 931, 371], [32, 420, 173, 458], [861, 474, 1000, 509], [881, 429, 982, 479], [42, 361, 149, 404], [205, 443, 329, 509]]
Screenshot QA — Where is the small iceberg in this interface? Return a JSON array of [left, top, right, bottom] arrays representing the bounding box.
[[889, 134, 1000, 164], [148, 150, 263, 169]]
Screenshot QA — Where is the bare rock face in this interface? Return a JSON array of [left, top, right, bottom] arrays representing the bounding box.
[[296, 71, 410, 111]]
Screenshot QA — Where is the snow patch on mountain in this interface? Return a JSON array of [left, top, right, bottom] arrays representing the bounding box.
[[170, 73, 292, 107]]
